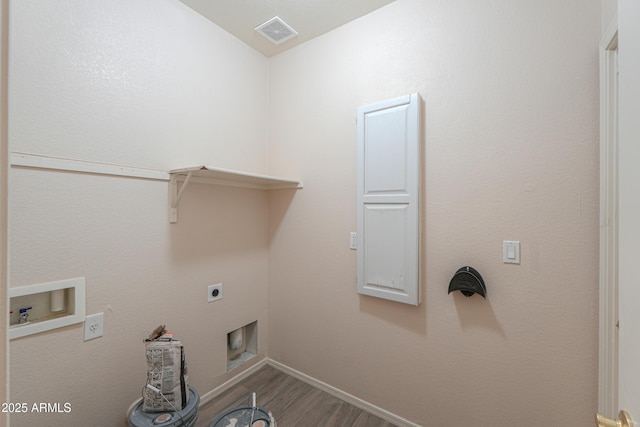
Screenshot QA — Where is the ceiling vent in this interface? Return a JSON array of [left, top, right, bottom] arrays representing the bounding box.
[[255, 16, 298, 45]]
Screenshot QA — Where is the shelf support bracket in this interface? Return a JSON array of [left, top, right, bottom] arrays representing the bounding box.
[[169, 171, 193, 223]]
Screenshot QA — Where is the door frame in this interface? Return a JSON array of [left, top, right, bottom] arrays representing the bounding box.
[[598, 15, 619, 419]]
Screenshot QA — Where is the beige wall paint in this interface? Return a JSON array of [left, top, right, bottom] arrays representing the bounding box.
[[7, 0, 603, 425], [1, 1, 8, 425], [268, 0, 601, 425], [617, 0, 640, 417], [8, 1, 271, 426], [602, 0, 617, 33], [9, 1, 269, 173]]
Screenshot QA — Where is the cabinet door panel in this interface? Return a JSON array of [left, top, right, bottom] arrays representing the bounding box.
[[356, 93, 421, 305]]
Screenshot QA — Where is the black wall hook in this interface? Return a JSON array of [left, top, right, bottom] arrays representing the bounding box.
[[448, 266, 486, 298]]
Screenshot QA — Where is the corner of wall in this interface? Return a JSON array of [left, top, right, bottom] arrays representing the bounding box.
[[1, 0, 9, 425]]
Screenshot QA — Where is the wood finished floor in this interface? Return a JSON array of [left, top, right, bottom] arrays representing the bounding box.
[[195, 364, 399, 427]]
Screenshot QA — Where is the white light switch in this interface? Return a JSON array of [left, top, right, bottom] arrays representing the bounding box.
[[503, 241, 520, 264]]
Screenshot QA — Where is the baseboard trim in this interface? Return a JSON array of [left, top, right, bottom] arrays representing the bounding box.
[[198, 357, 269, 408], [198, 357, 420, 427], [266, 359, 420, 427]]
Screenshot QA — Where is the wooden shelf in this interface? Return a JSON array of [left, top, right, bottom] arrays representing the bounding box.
[[169, 165, 303, 223]]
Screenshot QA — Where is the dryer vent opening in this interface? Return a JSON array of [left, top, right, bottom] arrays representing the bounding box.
[[227, 321, 258, 371]]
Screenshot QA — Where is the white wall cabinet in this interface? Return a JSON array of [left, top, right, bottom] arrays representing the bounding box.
[[356, 93, 422, 305]]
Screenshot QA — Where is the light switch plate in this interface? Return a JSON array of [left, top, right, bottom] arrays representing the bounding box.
[[503, 241, 520, 264]]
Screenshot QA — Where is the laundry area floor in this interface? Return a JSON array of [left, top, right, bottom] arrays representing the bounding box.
[[196, 364, 398, 426]]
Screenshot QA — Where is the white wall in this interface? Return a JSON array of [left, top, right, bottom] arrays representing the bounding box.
[[617, 0, 640, 419], [8, 1, 271, 426], [602, 0, 617, 33], [1, 1, 8, 426], [7, 0, 603, 425], [9, 1, 268, 173], [268, 0, 601, 425]]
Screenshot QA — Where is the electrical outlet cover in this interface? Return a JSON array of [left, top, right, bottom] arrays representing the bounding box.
[[208, 283, 223, 302], [84, 312, 104, 341]]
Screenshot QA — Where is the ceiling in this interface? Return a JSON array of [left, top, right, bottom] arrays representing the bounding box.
[[180, 0, 396, 57]]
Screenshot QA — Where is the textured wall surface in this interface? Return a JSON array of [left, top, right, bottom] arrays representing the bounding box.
[[602, 0, 617, 33], [8, 1, 271, 425], [1, 1, 8, 425], [618, 0, 640, 417], [7, 0, 603, 426], [9, 0, 269, 173], [267, 0, 601, 425]]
